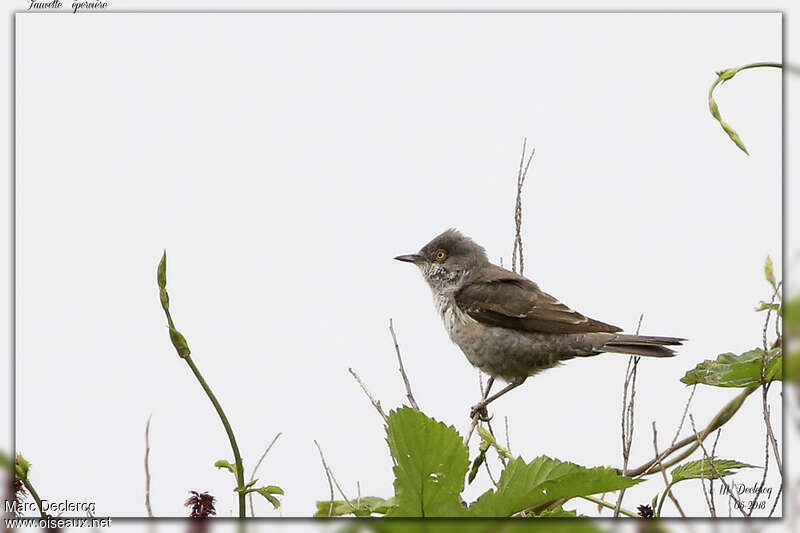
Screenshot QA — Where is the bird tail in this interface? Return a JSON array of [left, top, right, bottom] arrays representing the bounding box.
[[602, 334, 685, 358]]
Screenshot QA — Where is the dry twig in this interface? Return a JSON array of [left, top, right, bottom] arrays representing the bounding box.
[[389, 319, 419, 410], [511, 138, 535, 276], [348, 367, 388, 423], [144, 414, 153, 518], [313, 440, 355, 516], [314, 440, 335, 517], [614, 315, 642, 517], [652, 422, 686, 517], [688, 414, 748, 517], [314, 440, 341, 517], [248, 432, 282, 517]]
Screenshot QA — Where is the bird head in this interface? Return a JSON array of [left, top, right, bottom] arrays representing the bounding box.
[[395, 229, 488, 291]]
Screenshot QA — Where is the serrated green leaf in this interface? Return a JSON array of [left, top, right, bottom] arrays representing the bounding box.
[[384, 407, 469, 517], [764, 256, 776, 289], [361, 519, 605, 533], [214, 459, 235, 474], [671, 458, 757, 484], [467, 455, 641, 517], [680, 348, 781, 387], [314, 496, 396, 517]]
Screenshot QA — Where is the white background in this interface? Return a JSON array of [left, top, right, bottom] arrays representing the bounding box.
[[2, 1, 793, 527]]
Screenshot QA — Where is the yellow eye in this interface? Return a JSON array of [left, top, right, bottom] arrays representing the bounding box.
[[434, 249, 448, 261]]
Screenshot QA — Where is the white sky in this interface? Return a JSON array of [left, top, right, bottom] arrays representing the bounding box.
[[1, 1, 795, 528]]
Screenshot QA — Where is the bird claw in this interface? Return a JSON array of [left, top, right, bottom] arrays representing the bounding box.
[[470, 403, 493, 422]]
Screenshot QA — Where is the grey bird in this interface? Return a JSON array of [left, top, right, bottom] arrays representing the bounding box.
[[395, 229, 685, 418]]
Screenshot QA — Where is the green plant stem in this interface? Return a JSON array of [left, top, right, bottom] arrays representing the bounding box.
[[655, 482, 675, 518], [708, 61, 782, 154], [183, 354, 247, 517], [709, 62, 782, 98], [580, 495, 638, 518], [20, 477, 46, 518]]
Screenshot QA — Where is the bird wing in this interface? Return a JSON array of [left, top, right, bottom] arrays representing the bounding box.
[[454, 264, 622, 334]]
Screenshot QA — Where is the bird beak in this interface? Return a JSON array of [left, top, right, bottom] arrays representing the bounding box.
[[394, 254, 423, 264]]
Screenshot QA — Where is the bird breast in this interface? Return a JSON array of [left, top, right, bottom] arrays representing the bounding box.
[[433, 292, 474, 337]]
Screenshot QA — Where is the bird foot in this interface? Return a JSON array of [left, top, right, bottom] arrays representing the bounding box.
[[469, 402, 493, 422]]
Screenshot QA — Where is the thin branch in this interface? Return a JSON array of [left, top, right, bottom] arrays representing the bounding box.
[[313, 440, 355, 515], [760, 358, 782, 475], [580, 495, 638, 518], [248, 432, 282, 517], [746, 414, 771, 518], [389, 319, 419, 410], [652, 422, 686, 517], [621, 383, 761, 478], [504, 416, 511, 455], [511, 138, 535, 276], [348, 367, 388, 423], [768, 483, 782, 517], [314, 440, 336, 517], [688, 414, 748, 517], [464, 415, 480, 447], [709, 429, 722, 516], [614, 315, 643, 517], [144, 414, 153, 518], [670, 384, 697, 447]]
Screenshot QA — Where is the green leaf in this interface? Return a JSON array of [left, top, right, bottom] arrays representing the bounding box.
[[468, 448, 486, 484], [787, 348, 800, 385], [254, 487, 283, 509], [764, 256, 776, 289], [477, 426, 513, 460], [755, 301, 780, 312], [785, 296, 800, 334], [15, 454, 30, 479], [532, 506, 580, 518], [314, 496, 396, 517], [384, 407, 469, 517], [671, 458, 757, 484], [359, 519, 605, 533], [680, 349, 782, 387], [467, 455, 641, 517], [256, 485, 284, 494], [214, 459, 235, 474]]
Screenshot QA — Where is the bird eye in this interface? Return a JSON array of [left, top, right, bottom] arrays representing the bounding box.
[[434, 249, 448, 261]]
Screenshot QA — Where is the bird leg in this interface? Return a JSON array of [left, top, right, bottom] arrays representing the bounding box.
[[469, 378, 525, 421]]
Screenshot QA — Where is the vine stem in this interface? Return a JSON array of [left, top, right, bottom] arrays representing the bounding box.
[[20, 478, 46, 518], [183, 354, 247, 517], [580, 495, 638, 518]]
